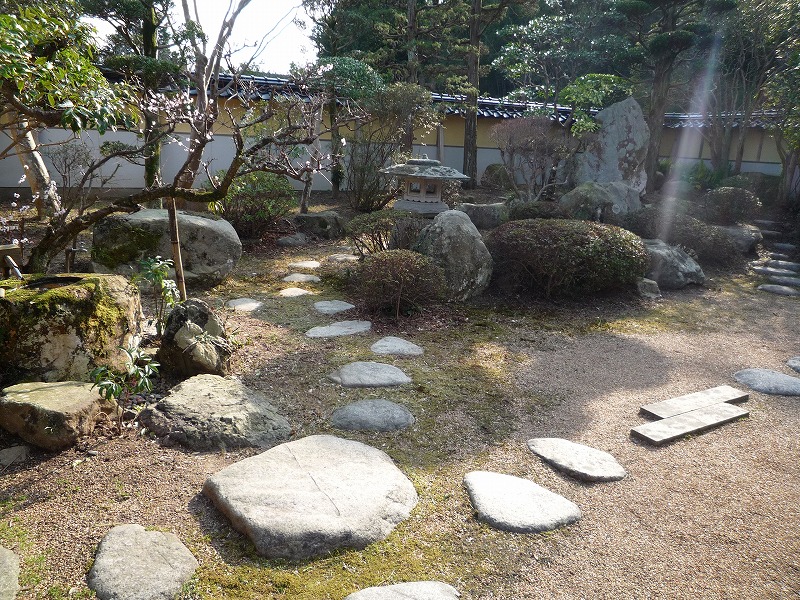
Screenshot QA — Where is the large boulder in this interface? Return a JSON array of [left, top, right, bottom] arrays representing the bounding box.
[[714, 224, 763, 254], [557, 181, 642, 224], [157, 299, 232, 377], [412, 210, 493, 301], [294, 210, 346, 239], [139, 374, 291, 450], [456, 202, 509, 229], [92, 209, 242, 289], [566, 97, 650, 193], [0, 274, 141, 382], [643, 239, 706, 289]]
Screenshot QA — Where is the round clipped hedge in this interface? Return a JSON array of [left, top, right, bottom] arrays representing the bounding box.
[[345, 210, 427, 257], [486, 219, 649, 297], [692, 187, 761, 225]]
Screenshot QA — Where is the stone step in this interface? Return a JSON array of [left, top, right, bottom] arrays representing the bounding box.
[[758, 284, 800, 297], [771, 242, 797, 253], [759, 229, 784, 239], [631, 403, 749, 446], [639, 385, 748, 419], [754, 219, 788, 230], [766, 260, 800, 271]]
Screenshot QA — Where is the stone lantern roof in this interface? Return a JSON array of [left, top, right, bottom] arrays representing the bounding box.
[[379, 155, 470, 181], [381, 155, 469, 216]]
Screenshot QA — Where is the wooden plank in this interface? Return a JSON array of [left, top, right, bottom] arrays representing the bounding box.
[[631, 403, 749, 446], [640, 385, 748, 419]]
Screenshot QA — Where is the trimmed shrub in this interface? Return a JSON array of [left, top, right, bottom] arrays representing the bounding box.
[[345, 210, 427, 257], [692, 187, 761, 225], [351, 249, 445, 317], [508, 201, 567, 221], [486, 219, 649, 297], [208, 171, 295, 238]]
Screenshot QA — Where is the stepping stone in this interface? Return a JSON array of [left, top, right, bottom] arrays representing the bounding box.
[[87, 524, 198, 600], [463, 471, 581, 533], [526, 438, 626, 482], [202, 435, 418, 559], [769, 275, 800, 287], [313, 300, 355, 315], [759, 230, 783, 239], [0, 445, 29, 469], [769, 252, 791, 260], [280, 287, 312, 297], [371, 336, 424, 356], [0, 546, 19, 600], [788, 357, 800, 374], [344, 582, 460, 600], [287, 260, 320, 270], [328, 362, 412, 388], [226, 297, 263, 312], [327, 253, 359, 263], [766, 260, 800, 271], [306, 320, 371, 338], [771, 242, 798, 252], [330, 399, 415, 432], [734, 368, 800, 395], [751, 266, 797, 277], [754, 219, 785, 229], [639, 385, 748, 419], [758, 284, 800, 297], [631, 403, 749, 446], [277, 232, 309, 247], [283, 273, 321, 283]]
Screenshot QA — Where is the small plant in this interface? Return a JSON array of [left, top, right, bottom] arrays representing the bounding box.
[[132, 256, 180, 336], [508, 200, 567, 221], [346, 210, 427, 257], [89, 345, 159, 428]]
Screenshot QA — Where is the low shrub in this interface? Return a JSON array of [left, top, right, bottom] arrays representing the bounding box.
[[350, 249, 445, 317], [508, 200, 567, 221], [691, 187, 761, 225], [345, 210, 427, 257], [208, 171, 296, 238], [485, 219, 648, 297]]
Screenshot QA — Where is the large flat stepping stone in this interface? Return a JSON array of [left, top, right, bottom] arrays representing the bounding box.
[[788, 357, 800, 374], [754, 219, 786, 229], [138, 374, 291, 451], [734, 368, 800, 395], [226, 297, 263, 312], [314, 300, 355, 315], [758, 284, 800, 296], [87, 524, 198, 600], [631, 403, 749, 446], [327, 253, 359, 263], [759, 229, 783, 239], [329, 362, 412, 387], [769, 252, 790, 260], [330, 399, 415, 432], [306, 320, 371, 338], [771, 242, 798, 252], [463, 471, 581, 533], [639, 385, 748, 419], [280, 287, 312, 297], [769, 275, 800, 287], [766, 260, 800, 271], [283, 273, 321, 283], [371, 336, 424, 356], [287, 260, 321, 270], [0, 546, 19, 600], [526, 438, 626, 482], [202, 435, 418, 559], [751, 266, 797, 277], [344, 582, 460, 599]]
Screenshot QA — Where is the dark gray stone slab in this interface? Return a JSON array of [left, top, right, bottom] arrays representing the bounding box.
[[766, 260, 800, 271], [370, 336, 424, 356], [769, 276, 800, 287], [0, 546, 19, 600], [769, 252, 790, 260], [306, 320, 371, 337], [758, 284, 800, 297], [631, 403, 749, 446], [751, 266, 797, 277], [87, 524, 198, 600], [734, 368, 800, 395], [313, 300, 355, 315], [203, 435, 418, 559], [527, 438, 626, 482], [754, 219, 786, 229], [640, 385, 748, 419], [788, 357, 800, 374], [329, 362, 412, 388], [759, 229, 783, 239], [771, 242, 798, 252], [463, 471, 581, 533], [344, 582, 460, 599], [330, 399, 415, 432]]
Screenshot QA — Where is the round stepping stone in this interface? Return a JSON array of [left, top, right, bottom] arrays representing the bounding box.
[[751, 266, 797, 277], [463, 471, 581, 533], [734, 368, 800, 396], [202, 435, 418, 559], [371, 336, 424, 356], [306, 320, 371, 338], [767, 260, 800, 271], [283, 273, 321, 283], [87, 524, 198, 600], [327, 253, 359, 263], [280, 287, 312, 297], [0, 546, 19, 600], [314, 300, 355, 315], [769, 276, 800, 287], [788, 357, 800, 374], [344, 581, 460, 600], [771, 242, 798, 252], [226, 297, 263, 312], [329, 362, 412, 387], [287, 260, 321, 270], [527, 438, 626, 482], [758, 284, 800, 297], [330, 399, 415, 432]]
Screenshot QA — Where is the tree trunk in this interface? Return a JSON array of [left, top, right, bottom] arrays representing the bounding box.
[[644, 61, 673, 194], [142, 2, 162, 203], [329, 98, 342, 200], [462, 0, 482, 189], [403, 0, 418, 152], [167, 198, 187, 300], [10, 122, 60, 219]]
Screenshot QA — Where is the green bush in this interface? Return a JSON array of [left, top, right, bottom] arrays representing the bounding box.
[[692, 187, 761, 225], [508, 200, 567, 221], [345, 210, 427, 257], [351, 249, 445, 317], [485, 219, 649, 297], [208, 171, 296, 238], [717, 174, 752, 191]]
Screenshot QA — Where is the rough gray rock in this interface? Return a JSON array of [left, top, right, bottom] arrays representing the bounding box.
[[328, 362, 412, 388], [370, 336, 424, 356], [92, 209, 241, 288], [138, 374, 291, 451], [294, 210, 345, 239], [330, 399, 415, 432], [412, 210, 493, 301], [557, 181, 642, 224], [276, 232, 310, 247], [306, 320, 372, 338], [225, 298, 263, 312], [0, 445, 29, 468], [202, 435, 418, 559], [87, 524, 198, 600], [788, 357, 800, 374], [527, 438, 627, 482], [566, 97, 650, 193], [344, 582, 460, 599], [157, 299, 232, 376], [636, 277, 661, 299], [313, 300, 355, 315], [643, 239, 705, 289], [463, 471, 581, 533], [757, 284, 800, 297], [283, 273, 321, 283], [0, 546, 19, 600], [0, 382, 115, 451], [733, 368, 800, 396], [715, 225, 763, 254], [456, 202, 509, 229]]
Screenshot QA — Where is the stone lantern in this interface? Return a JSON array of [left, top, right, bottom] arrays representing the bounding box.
[[380, 155, 470, 216]]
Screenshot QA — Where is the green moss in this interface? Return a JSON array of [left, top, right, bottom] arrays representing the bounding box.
[[91, 225, 162, 269]]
